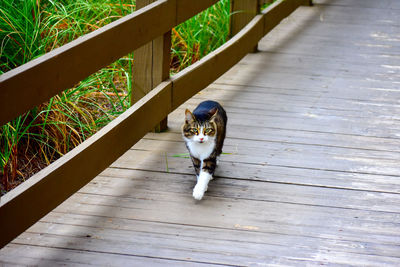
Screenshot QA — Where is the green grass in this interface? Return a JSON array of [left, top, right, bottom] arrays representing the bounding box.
[[171, 0, 231, 73], [0, 0, 135, 193], [0, 0, 231, 195]]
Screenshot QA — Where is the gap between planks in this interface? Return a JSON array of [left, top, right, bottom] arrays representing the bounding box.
[[144, 130, 400, 155], [16, 217, 400, 262], [92, 170, 400, 214], [108, 163, 400, 196], [1, 243, 226, 267]]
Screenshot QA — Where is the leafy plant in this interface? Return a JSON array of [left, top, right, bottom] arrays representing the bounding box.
[[171, 0, 231, 73], [0, 0, 44, 72], [0, 0, 135, 194], [0, 0, 234, 195]]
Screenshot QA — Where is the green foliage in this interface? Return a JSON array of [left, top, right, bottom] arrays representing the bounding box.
[[0, 0, 231, 194], [0, 0, 135, 193], [171, 0, 231, 73], [0, 0, 44, 72]]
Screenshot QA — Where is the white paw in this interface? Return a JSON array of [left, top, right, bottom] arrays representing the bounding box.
[[193, 184, 206, 200], [192, 171, 212, 200]]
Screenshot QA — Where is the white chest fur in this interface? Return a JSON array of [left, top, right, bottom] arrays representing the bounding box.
[[186, 139, 215, 161]]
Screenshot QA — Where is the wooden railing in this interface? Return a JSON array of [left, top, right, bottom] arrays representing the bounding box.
[[0, 0, 311, 248]]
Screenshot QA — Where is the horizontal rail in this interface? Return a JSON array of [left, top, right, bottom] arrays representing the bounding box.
[[0, 81, 173, 248], [0, 0, 219, 127], [0, 0, 308, 248]]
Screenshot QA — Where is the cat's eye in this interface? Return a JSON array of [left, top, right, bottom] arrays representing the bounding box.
[[204, 128, 214, 134], [190, 128, 198, 134]]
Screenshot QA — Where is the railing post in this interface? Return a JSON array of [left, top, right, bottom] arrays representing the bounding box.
[[230, 0, 260, 52], [301, 0, 313, 6], [132, 0, 171, 132]]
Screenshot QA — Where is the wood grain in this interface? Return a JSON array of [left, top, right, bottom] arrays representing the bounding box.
[[230, 0, 259, 37], [0, 81, 172, 248], [133, 0, 172, 131], [2, 0, 400, 265], [0, 0, 174, 126], [1, 0, 304, 249], [171, 15, 264, 109]]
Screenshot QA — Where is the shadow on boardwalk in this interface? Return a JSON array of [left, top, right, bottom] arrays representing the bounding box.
[[1, 0, 400, 266]]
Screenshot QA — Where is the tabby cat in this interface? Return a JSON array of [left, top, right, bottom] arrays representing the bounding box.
[[182, 100, 227, 200]]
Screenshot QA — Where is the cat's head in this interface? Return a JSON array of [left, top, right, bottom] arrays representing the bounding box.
[[182, 108, 217, 144]]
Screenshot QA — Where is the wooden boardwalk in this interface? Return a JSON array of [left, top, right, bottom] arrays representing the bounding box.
[[2, 0, 400, 265]]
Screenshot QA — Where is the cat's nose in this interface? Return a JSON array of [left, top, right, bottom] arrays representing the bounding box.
[[199, 137, 204, 141]]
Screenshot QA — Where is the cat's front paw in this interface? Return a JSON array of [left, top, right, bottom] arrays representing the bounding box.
[[192, 184, 207, 200]]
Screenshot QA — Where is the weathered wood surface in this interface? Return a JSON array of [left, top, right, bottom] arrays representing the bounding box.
[[0, 0, 301, 249], [0, 0, 218, 126], [132, 0, 171, 131], [2, 0, 400, 266]]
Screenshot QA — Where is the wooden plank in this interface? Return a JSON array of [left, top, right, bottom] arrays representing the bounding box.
[[260, 25, 400, 53], [259, 0, 273, 6], [57, 191, 400, 241], [0, 244, 214, 267], [314, 0, 400, 9], [265, 16, 400, 41], [0, 0, 304, 250], [216, 67, 399, 99], [231, 52, 397, 82], [3, 1, 400, 265], [171, 15, 264, 109], [197, 83, 400, 111], [0, 81, 172, 249], [134, 137, 400, 167], [230, 0, 259, 38], [129, 138, 400, 180], [133, 0, 172, 131], [148, 123, 400, 154], [6, 176, 397, 266], [49, 192, 400, 252], [176, 84, 400, 115], [176, 0, 220, 24], [40, 211, 400, 251], [0, 0, 175, 126], [0, 0, 224, 126], [90, 170, 400, 213], [288, 5, 399, 26], [179, 90, 400, 123], [12, 220, 400, 266], [169, 107, 400, 140], [110, 149, 400, 194], [262, 0, 304, 34], [170, 0, 307, 111], [0, 0, 227, 127]]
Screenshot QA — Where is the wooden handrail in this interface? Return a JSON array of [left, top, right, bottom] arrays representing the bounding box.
[[0, 0, 311, 248], [0, 0, 220, 127]]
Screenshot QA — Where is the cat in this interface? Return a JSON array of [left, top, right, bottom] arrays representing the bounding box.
[[182, 100, 227, 200]]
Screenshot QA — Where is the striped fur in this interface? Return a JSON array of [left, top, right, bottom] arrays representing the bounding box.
[[182, 100, 227, 200]]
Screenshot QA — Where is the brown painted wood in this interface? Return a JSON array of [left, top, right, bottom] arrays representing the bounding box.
[[0, 0, 175, 126], [0, 81, 172, 248], [171, 15, 265, 110], [176, 0, 220, 24], [0, 0, 306, 253], [3, 0, 400, 266], [230, 0, 259, 52], [133, 0, 172, 132], [262, 0, 304, 34], [0, 0, 222, 127]]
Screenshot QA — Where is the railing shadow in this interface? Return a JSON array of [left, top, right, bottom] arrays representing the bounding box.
[[21, 1, 343, 264]]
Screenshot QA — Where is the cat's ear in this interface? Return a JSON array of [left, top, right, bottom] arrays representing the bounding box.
[[209, 107, 218, 122], [185, 109, 195, 123]]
